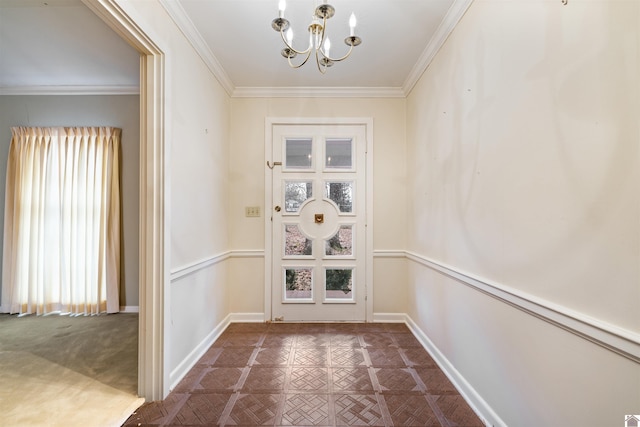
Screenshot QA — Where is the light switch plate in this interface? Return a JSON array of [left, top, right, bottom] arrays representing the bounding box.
[[245, 206, 261, 217]]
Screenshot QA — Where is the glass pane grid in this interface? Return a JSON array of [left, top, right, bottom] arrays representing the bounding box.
[[325, 225, 353, 256], [284, 267, 313, 302], [324, 267, 354, 302], [284, 181, 313, 213], [276, 128, 363, 314], [285, 138, 313, 170], [284, 224, 313, 257], [325, 138, 353, 170], [325, 181, 354, 213]]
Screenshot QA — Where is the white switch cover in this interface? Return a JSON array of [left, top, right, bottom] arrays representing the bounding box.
[[245, 206, 261, 217]]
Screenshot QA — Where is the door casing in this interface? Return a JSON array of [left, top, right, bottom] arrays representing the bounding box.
[[264, 117, 374, 322]]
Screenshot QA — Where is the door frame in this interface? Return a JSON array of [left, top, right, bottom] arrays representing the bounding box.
[[83, 0, 167, 400], [264, 117, 374, 322]]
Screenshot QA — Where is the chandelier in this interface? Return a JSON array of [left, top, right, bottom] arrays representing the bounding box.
[[271, 0, 362, 73]]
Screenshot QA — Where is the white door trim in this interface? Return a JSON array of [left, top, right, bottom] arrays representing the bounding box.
[[264, 117, 374, 322], [83, 0, 167, 400]]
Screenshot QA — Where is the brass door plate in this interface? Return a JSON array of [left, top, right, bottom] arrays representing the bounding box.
[[314, 213, 324, 224]]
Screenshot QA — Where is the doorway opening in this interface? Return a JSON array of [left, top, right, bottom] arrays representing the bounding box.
[[83, 0, 166, 400]]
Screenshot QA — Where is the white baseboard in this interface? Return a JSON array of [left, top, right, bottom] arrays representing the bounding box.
[[169, 314, 231, 391], [372, 312, 407, 323], [229, 312, 265, 323], [119, 306, 139, 313], [405, 315, 505, 427]]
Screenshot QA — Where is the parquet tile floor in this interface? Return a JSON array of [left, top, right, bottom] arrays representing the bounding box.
[[123, 323, 484, 426]]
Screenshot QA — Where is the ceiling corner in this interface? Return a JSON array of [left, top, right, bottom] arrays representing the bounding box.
[[232, 86, 406, 99], [159, 0, 236, 96], [402, 0, 475, 97]]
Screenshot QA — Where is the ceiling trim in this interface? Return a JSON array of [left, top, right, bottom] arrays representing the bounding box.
[[0, 85, 140, 96], [402, 0, 474, 96], [158, 0, 474, 99], [158, 0, 235, 96], [232, 86, 405, 99]]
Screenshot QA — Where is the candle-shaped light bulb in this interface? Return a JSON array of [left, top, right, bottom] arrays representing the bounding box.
[[349, 12, 357, 36], [324, 37, 331, 57], [285, 28, 293, 45], [278, 0, 286, 18]]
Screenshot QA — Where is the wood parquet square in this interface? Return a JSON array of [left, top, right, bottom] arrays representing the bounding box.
[[123, 323, 484, 426]]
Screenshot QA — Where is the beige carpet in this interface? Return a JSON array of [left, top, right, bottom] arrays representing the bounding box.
[[0, 351, 144, 426], [0, 313, 143, 427]]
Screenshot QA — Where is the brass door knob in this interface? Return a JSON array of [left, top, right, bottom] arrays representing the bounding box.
[[275, 206, 281, 212]]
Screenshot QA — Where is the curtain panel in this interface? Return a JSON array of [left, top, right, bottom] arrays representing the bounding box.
[[1, 127, 121, 315]]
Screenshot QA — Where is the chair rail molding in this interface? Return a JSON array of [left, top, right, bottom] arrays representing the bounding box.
[[405, 251, 640, 364]]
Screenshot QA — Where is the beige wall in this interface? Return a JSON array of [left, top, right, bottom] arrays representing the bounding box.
[[0, 95, 140, 308], [114, 0, 231, 388], [228, 97, 407, 316], [166, 22, 231, 384], [406, 0, 640, 425]]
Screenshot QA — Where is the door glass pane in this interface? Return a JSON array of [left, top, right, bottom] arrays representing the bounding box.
[[325, 225, 353, 256], [285, 224, 313, 256], [285, 138, 313, 169], [325, 268, 353, 300], [285, 268, 313, 301], [325, 138, 352, 169], [325, 181, 353, 213], [284, 181, 313, 212]]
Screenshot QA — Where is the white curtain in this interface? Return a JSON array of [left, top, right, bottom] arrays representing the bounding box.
[[1, 127, 121, 315]]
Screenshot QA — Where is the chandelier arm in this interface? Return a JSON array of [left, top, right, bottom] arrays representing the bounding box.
[[319, 43, 354, 63], [272, 3, 360, 73], [318, 17, 328, 57], [288, 50, 313, 69], [280, 29, 312, 56], [315, 50, 329, 74], [316, 16, 356, 63]]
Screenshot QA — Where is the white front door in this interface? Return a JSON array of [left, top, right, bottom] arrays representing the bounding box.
[[270, 123, 368, 322]]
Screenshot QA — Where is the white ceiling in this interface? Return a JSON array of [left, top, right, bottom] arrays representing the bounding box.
[[0, 0, 140, 93], [0, 0, 470, 97]]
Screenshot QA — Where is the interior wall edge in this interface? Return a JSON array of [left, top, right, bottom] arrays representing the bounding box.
[[405, 251, 640, 364], [157, 0, 234, 96], [169, 313, 232, 391], [231, 86, 405, 99]]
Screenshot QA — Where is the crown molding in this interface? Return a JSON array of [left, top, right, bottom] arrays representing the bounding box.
[[154, 0, 473, 99], [402, 0, 474, 96], [0, 85, 139, 96], [1, 0, 80, 6], [158, 0, 235, 96], [232, 86, 405, 99]]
